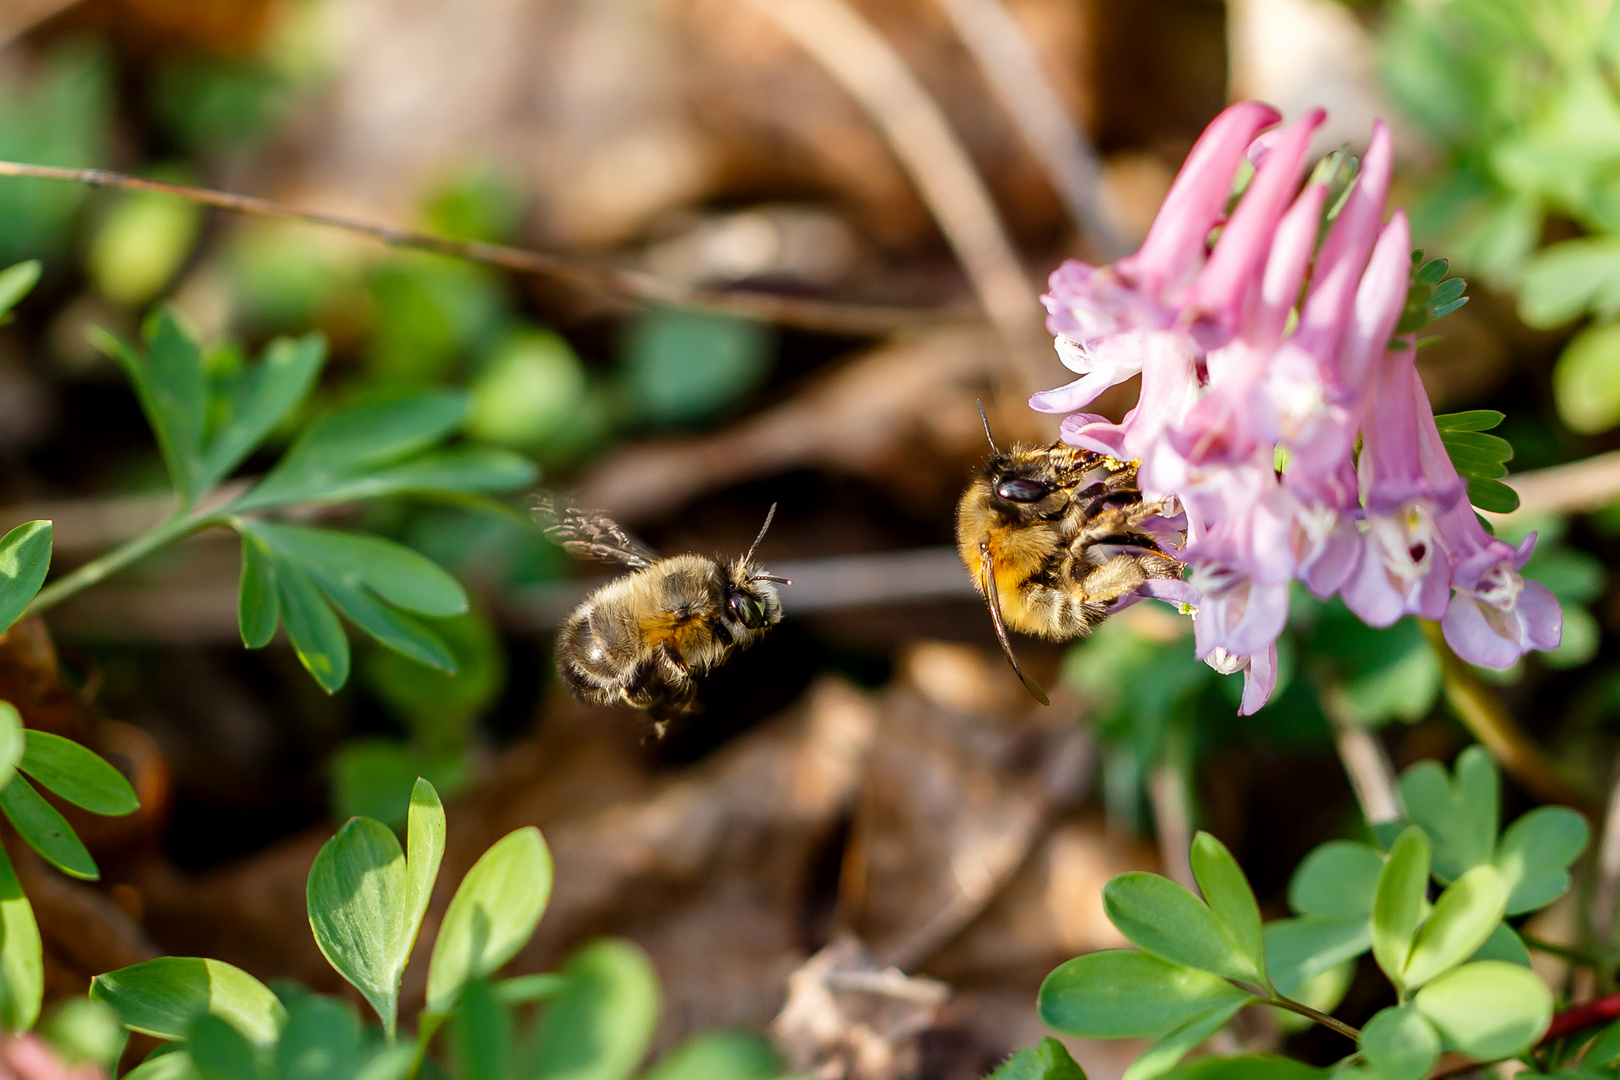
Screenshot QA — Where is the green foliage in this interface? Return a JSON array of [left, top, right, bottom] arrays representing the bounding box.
[[1022, 749, 1574, 1079], [1396, 250, 1469, 335], [91, 956, 288, 1045], [1381, 0, 1620, 434], [0, 41, 110, 264], [87, 778, 790, 1080], [88, 185, 203, 307], [20, 729, 140, 816], [986, 1038, 1089, 1080], [0, 773, 99, 880], [305, 779, 444, 1037], [76, 307, 537, 692], [426, 827, 553, 1015], [1434, 411, 1519, 514], [0, 842, 41, 1033], [620, 310, 774, 426]]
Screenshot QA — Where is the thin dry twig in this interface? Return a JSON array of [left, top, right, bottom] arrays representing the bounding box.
[[742, 0, 1049, 388], [0, 161, 962, 336], [930, 0, 1128, 257], [1320, 687, 1403, 826], [1494, 448, 1620, 522], [1589, 757, 1620, 950]]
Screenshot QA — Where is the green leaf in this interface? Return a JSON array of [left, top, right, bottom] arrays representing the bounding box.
[[1434, 411, 1505, 434], [1264, 916, 1371, 997], [529, 939, 661, 1080], [1371, 826, 1431, 989], [0, 521, 51, 636], [306, 817, 408, 1037], [275, 995, 362, 1080], [1398, 748, 1499, 881], [123, 1048, 198, 1080], [1412, 961, 1552, 1060], [0, 840, 41, 1032], [1103, 872, 1261, 983], [1359, 1005, 1440, 1080], [233, 390, 469, 511], [41, 997, 126, 1070], [276, 561, 349, 693], [284, 446, 537, 506], [1555, 320, 1620, 434], [1494, 806, 1589, 915], [313, 576, 454, 672], [19, 730, 138, 815], [0, 704, 24, 794], [91, 956, 287, 1045], [0, 261, 41, 320], [1403, 865, 1508, 988], [1288, 841, 1384, 919], [449, 978, 511, 1080], [1466, 477, 1521, 514], [1189, 832, 1266, 986], [404, 778, 445, 960], [237, 534, 279, 649], [642, 1031, 785, 1080], [1468, 922, 1531, 967], [303, 787, 438, 1042], [90, 311, 207, 503], [187, 1014, 264, 1080], [196, 333, 325, 492], [1584, 1017, 1620, 1067], [425, 826, 553, 1014], [0, 773, 97, 879], [353, 1045, 417, 1080], [245, 524, 467, 618], [1520, 237, 1620, 328], [1037, 950, 1251, 1039], [1123, 1000, 1246, 1080], [1439, 430, 1513, 478]]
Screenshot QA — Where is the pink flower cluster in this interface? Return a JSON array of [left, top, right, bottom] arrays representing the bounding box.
[[1034, 102, 1561, 713]]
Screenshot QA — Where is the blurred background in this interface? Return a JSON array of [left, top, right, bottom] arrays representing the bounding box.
[[0, 0, 1614, 1076]]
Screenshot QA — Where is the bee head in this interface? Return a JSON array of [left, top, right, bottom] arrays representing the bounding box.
[[724, 503, 788, 633]]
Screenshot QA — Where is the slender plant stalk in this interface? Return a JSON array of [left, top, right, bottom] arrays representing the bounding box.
[[0, 161, 949, 337], [1520, 933, 1598, 969], [1260, 995, 1360, 1042], [1419, 620, 1598, 816], [22, 512, 218, 618]]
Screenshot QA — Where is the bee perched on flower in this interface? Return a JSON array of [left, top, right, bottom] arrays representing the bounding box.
[[1001, 101, 1559, 713]]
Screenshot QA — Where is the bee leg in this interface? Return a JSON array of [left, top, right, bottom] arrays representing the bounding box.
[[1074, 553, 1152, 606]]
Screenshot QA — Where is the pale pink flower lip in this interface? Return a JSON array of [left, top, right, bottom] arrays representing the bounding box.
[[1026, 102, 1561, 710]]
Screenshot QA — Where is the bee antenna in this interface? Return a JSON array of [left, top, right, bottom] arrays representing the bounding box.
[[752, 574, 791, 585], [977, 400, 1001, 455], [743, 502, 777, 565]]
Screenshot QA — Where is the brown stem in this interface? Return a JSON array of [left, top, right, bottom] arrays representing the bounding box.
[[1258, 996, 1360, 1042], [1420, 620, 1598, 817], [0, 161, 958, 336]]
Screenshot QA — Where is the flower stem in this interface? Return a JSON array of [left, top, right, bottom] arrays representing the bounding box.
[[23, 512, 217, 618], [1520, 933, 1598, 969], [1259, 996, 1359, 1042], [1419, 620, 1597, 816]]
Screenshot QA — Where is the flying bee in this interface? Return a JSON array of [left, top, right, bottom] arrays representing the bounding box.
[[535, 495, 789, 737], [956, 406, 1185, 705]]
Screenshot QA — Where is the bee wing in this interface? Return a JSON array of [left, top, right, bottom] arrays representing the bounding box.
[[533, 494, 659, 569], [979, 545, 1051, 706]]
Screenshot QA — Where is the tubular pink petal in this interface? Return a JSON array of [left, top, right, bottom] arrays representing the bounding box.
[[1253, 183, 1327, 346], [1294, 119, 1394, 378], [1119, 101, 1282, 297], [1192, 109, 1325, 329], [1338, 212, 1412, 407]]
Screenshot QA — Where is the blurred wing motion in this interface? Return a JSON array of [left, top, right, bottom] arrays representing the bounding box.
[[979, 544, 1051, 706], [533, 494, 658, 569]]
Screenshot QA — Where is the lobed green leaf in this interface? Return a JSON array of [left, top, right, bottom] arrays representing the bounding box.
[[196, 333, 325, 492], [1495, 806, 1589, 915], [1288, 841, 1384, 919], [642, 1030, 787, 1080], [1103, 872, 1260, 983], [1371, 827, 1431, 989], [1398, 748, 1498, 882], [306, 817, 408, 1037], [425, 826, 553, 1015], [1189, 832, 1267, 987], [1038, 950, 1250, 1039], [1412, 961, 1552, 1061], [1402, 864, 1508, 988], [528, 939, 661, 1080], [1359, 1004, 1440, 1080]]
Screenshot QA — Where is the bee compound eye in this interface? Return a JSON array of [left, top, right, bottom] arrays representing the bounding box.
[[995, 477, 1050, 503], [730, 592, 766, 629]]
